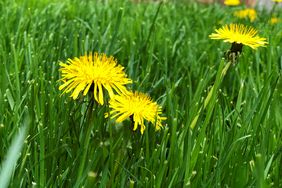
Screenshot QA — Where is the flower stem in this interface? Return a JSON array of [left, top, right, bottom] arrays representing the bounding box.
[[270, 2, 277, 18], [75, 98, 95, 186], [190, 60, 232, 129]]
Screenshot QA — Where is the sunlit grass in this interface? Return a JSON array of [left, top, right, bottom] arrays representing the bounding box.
[[0, 0, 281, 187]]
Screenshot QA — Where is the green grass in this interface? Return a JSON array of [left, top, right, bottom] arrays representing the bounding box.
[[0, 0, 282, 187]]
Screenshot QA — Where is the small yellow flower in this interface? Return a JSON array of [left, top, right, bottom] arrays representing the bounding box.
[[209, 24, 267, 49], [59, 53, 132, 105], [224, 0, 240, 6], [108, 91, 166, 134], [272, 0, 282, 2], [234, 9, 257, 22], [269, 17, 280, 24]]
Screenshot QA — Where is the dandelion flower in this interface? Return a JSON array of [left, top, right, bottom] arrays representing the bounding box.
[[224, 0, 240, 6], [234, 9, 257, 22], [209, 24, 267, 51], [59, 53, 132, 105], [108, 91, 166, 134], [272, 0, 282, 3], [270, 17, 280, 24]]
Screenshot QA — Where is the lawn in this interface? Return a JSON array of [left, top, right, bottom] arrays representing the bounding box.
[[0, 0, 281, 187]]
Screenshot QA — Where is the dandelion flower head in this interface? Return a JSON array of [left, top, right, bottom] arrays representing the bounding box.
[[270, 17, 280, 24], [224, 0, 240, 6], [108, 91, 166, 134], [234, 9, 257, 22], [272, 0, 282, 3], [59, 53, 132, 105], [209, 24, 267, 49]]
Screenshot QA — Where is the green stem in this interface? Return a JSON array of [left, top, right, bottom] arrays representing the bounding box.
[[190, 60, 232, 129], [75, 99, 95, 187], [270, 3, 277, 18]]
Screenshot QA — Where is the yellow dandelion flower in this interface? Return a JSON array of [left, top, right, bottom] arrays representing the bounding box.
[[224, 0, 240, 6], [270, 17, 280, 24], [59, 53, 132, 105], [108, 91, 166, 134], [234, 9, 257, 22], [209, 24, 267, 49], [272, 0, 282, 2]]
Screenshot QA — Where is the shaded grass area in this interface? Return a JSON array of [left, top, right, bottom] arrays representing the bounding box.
[[0, 0, 282, 187]]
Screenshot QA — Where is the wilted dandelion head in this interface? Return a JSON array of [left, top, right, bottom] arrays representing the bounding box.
[[224, 0, 240, 6], [108, 91, 166, 134], [234, 9, 257, 22], [59, 53, 132, 105], [209, 24, 267, 49]]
